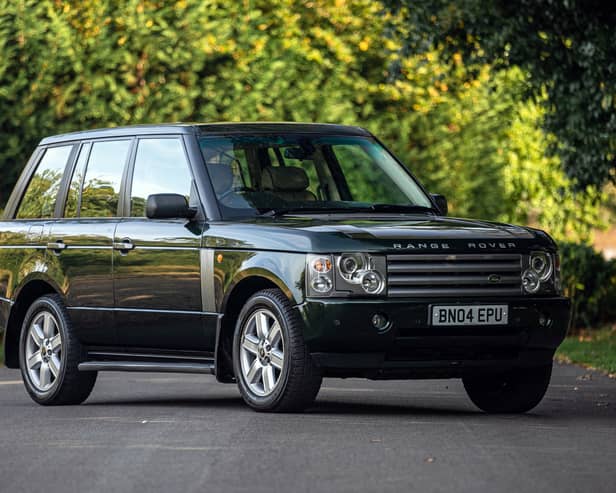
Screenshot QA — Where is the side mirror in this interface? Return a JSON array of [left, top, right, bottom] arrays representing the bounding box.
[[430, 193, 448, 216], [146, 194, 196, 220]]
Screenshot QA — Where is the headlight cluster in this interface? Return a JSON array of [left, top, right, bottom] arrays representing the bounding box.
[[522, 251, 560, 294], [306, 253, 387, 297]]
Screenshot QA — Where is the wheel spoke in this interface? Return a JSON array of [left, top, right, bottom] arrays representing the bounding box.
[[43, 313, 54, 338], [49, 356, 60, 378], [262, 365, 275, 393], [30, 324, 44, 347], [39, 363, 51, 388], [27, 351, 43, 370], [246, 359, 262, 384], [267, 322, 282, 346], [255, 311, 269, 339], [242, 334, 259, 355], [270, 349, 284, 370], [50, 334, 62, 352]]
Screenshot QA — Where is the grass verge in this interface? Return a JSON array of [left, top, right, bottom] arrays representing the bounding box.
[[556, 326, 616, 377]]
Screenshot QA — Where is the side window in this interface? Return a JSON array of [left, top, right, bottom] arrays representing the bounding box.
[[16, 145, 73, 219], [80, 140, 131, 218], [130, 139, 193, 217], [64, 143, 91, 218]]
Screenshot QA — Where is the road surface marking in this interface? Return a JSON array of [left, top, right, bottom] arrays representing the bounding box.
[[0, 380, 22, 385]]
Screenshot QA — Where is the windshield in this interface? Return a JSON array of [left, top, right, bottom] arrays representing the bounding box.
[[199, 134, 433, 217]]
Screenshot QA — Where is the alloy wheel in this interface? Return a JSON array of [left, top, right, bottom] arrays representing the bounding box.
[[239, 308, 285, 397], [25, 310, 62, 392]]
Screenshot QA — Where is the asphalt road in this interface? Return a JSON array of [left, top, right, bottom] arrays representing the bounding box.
[[0, 362, 614, 493]]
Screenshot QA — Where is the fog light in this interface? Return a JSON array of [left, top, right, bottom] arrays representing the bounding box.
[[538, 313, 553, 327], [371, 313, 390, 331]]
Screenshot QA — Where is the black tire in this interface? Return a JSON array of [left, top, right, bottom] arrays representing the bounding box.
[[233, 289, 322, 412], [462, 365, 552, 414], [19, 294, 97, 405]]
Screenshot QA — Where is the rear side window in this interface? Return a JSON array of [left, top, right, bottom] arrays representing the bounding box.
[[80, 140, 131, 218], [129, 138, 193, 217], [16, 145, 73, 219]]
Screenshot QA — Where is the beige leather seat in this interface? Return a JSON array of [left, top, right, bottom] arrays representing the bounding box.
[[261, 166, 316, 202]]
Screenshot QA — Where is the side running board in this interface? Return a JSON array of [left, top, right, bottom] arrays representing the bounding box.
[[78, 361, 215, 374]]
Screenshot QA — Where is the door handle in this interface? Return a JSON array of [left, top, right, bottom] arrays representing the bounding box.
[[47, 241, 67, 253], [113, 239, 135, 252]]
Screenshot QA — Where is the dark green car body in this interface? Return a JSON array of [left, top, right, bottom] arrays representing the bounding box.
[[0, 123, 570, 384]]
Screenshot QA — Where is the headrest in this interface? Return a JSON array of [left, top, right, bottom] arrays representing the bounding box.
[[261, 166, 309, 192], [208, 164, 234, 195]]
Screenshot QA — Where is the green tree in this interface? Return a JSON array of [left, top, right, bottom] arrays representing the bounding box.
[[0, 0, 605, 242], [385, 0, 616, 189]]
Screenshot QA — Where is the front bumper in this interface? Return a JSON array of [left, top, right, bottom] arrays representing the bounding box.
[[296, 296, 570, 379]]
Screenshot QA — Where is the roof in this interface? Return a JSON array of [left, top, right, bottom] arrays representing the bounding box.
[[39, 122, 371, 145]]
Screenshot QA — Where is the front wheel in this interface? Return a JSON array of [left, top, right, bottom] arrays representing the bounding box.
[[233, 289, 322, 412], [19, 294, 97, 405], [463, 365, 552, 414]]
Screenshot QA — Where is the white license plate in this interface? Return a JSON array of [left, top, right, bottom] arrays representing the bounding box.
[[431, 305, 508, 326]]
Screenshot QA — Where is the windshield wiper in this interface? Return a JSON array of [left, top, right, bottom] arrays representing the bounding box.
[[260, 204, 434, 217], [259, 207, 336, 217], [368, 204, 435, 214]]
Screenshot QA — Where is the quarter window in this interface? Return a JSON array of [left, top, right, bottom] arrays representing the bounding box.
[[129, 139, 193, 217], [16, 145, 73, 219], [80, 140, 131, 218]]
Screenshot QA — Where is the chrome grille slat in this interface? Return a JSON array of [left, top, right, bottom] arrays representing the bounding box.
[[388, 274, 521, 286], [388, 263, 521, 273], [387, 253, 522, 297]]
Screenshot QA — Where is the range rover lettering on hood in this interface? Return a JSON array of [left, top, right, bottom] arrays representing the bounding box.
[[393, 241, 518, 250]]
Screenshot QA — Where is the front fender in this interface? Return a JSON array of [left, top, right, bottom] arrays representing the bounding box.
[[215, 250, 306, 312]]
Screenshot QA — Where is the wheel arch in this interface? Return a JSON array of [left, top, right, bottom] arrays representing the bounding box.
[[215, 274, 288, 382], [3, 278, 62, 368]]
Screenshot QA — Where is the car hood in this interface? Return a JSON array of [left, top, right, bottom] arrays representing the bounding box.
[[204, 214, 556, 253]]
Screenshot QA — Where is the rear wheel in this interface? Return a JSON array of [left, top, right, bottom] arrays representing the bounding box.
[[463, 365, 552, 414], [19, 294, 97, 405], [233, 289, 322, 412]]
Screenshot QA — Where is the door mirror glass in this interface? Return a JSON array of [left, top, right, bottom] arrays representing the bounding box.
[[146, 193, 196, 219], [431, 193, 448, 216]]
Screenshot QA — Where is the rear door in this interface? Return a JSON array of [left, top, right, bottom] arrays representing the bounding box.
[[113, 136, 211, 350], [48, 139, 132, 345]]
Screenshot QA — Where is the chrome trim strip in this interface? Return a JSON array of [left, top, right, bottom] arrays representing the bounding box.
[[200, 249, 216, 313], [0, 296, 14, 306], [78, 361, 215, 374], [67, 306, 219, 316], [87, 351, 214, 361]]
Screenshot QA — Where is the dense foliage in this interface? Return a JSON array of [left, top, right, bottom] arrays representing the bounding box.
[[386, 0, 616, 190], [0, 0, 605, 243], [559, 243, 616, 329]]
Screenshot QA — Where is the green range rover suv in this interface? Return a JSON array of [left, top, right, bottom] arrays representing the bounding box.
[[0, 123, 570, 413]]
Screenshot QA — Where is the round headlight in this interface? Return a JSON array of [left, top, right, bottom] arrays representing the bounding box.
[[360, 271, 385, 294], [522, 269, 540, 293], [338, 254, 366, 282], [311, 275, 333, 293], [530, 252, 552, 281]]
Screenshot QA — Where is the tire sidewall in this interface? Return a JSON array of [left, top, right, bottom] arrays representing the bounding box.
[[233, 293, 292, 410], [19, 297, 68, 404]]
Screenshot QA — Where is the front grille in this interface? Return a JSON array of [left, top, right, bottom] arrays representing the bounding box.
[[387, 253, 523, 297]]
